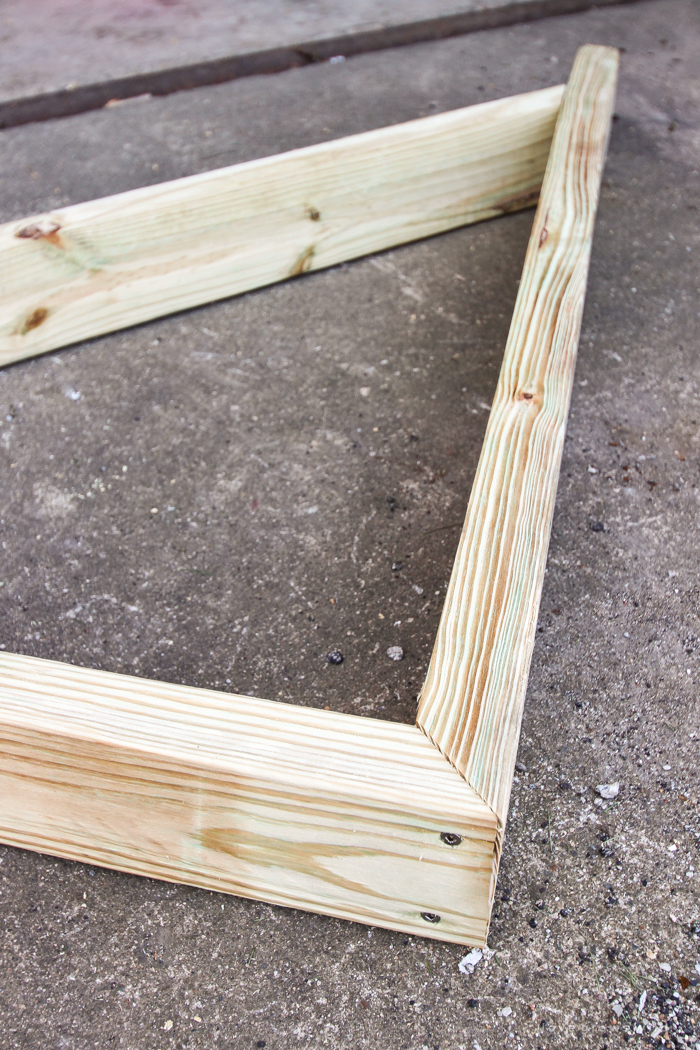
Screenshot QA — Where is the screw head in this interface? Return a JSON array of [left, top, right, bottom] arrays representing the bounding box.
[[440, 832, 462, 847], [420, 912, 441, 924]]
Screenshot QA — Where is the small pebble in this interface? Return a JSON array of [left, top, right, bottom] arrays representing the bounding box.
[[596, 782, 620, 799], [387, 646, 404, 661], [326, 650, 344, 665], [458, 948, 483, 975], [391, 561, 403, 571]]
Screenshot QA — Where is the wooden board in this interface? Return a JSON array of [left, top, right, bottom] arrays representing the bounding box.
[[0, 651, 497, 944], [0, 45, 618, 944], [0, 85, 563, 366], [417, 43, 619, 826]]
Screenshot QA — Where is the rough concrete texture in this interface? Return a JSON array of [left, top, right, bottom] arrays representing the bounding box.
[[0, 1, 699, 1047], [0, 0, 539, 102]]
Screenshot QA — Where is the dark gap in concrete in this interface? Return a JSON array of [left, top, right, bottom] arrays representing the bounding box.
[[0, 0, 647, 130]]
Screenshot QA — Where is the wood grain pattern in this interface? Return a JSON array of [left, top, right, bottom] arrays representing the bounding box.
[[0, 85, 563, 366], [417, 45, 619, 826], [0, 48, 619, 943], [0, 652, 497, 944]]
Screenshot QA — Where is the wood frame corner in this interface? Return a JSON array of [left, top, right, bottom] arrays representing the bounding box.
[[0, 44, 618, 945]]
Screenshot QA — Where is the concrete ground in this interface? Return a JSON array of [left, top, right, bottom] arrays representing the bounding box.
[[0, 0, 541, 102], [0, 1, 699, 1047]]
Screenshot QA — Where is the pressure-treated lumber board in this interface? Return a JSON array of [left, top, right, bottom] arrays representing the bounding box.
[[0, 45, 618, 946], [417, 44, 619, 826], [0, 652, 497, 944], [0, 85, 564, 366]]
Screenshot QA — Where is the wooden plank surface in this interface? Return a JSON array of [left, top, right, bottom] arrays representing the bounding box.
[[0, 48, 618, 943], [416, 45, 619, 824], [0, 85, 563, 366], [0, 652, 497, 944]]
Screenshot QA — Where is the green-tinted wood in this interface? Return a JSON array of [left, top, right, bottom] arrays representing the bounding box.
[[417, 44, 619, 826], [0, 46, 620, 944], [0, 86, 562, 367], [0, 652, 497, 944]]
